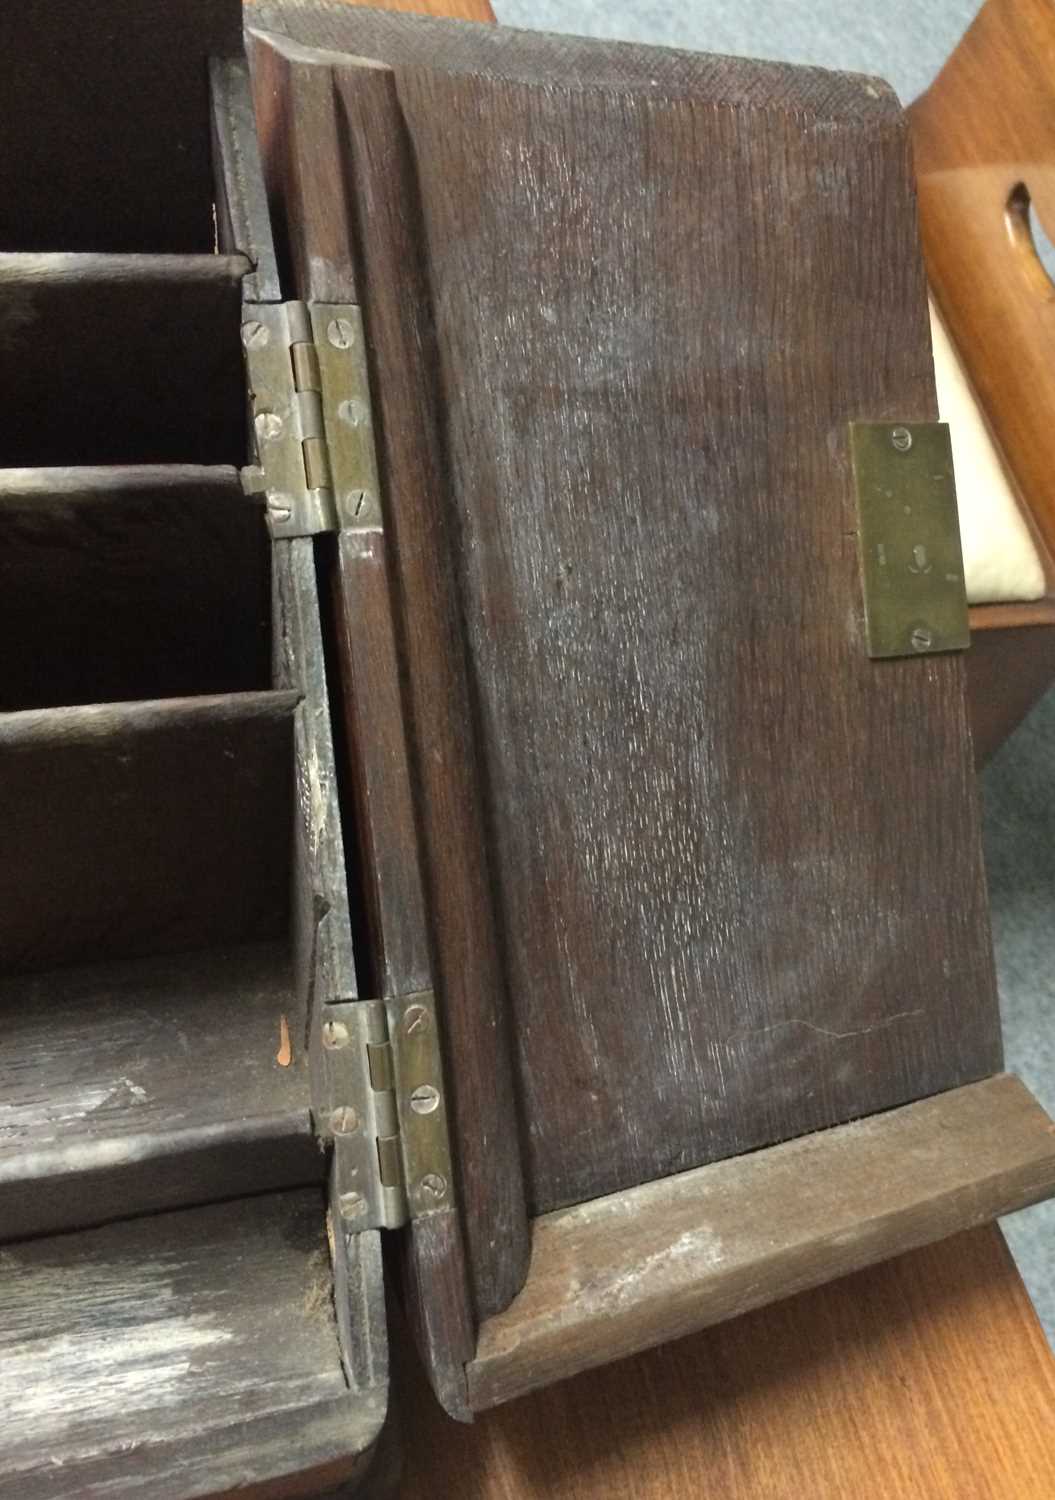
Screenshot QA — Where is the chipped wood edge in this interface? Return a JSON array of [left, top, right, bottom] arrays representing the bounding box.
[[468, 1074, 1055, 1409]]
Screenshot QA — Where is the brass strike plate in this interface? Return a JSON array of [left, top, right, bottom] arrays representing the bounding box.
[[849, 421, 970, 659]]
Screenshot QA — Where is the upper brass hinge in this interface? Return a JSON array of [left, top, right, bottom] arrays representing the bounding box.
[[316, 991, 455, 1232], [850, 421, 970, 659], [240, 301, 383, 539]]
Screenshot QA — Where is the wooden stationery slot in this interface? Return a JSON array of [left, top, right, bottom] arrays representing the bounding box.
[[0, 254, 249, 468], [0, 688, 322, 1241], [0, 1191, 376, 1500], [0, 7, 392, 1494], [0, 468, 270, 712], [0, 0, 242, 255]]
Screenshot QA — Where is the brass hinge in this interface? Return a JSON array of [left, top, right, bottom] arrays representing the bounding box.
[[316, 991, 455, 1232], [240, 301, 383, 539], [850, 421, 970, 659]]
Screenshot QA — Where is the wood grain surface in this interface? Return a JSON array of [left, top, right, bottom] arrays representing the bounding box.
[[0, 1190, 383, 1500], [250, 28, 485, 1393], [0, 940, 322, 1243], [468, 1073, 1055, 1407], [395, 1222, 1055, 1499], [249, 21, 532, 1324], [0, 466, 270, 711], [211, 56, 283, 303], [258, 3, 1002, 1238]]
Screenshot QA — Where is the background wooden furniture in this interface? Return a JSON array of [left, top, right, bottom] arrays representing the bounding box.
[[909, 0, 1055, 760], [394, 1225, 1055, 1499]]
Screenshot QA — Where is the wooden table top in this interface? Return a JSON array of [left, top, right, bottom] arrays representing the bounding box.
[[396, 1226, 1055, 1498]]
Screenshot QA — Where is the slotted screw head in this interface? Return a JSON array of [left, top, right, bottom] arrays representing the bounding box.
[[327, 318, 356, 349]]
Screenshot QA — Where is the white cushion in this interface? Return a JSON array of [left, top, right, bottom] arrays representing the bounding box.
[[929, 297, 1047, 605]]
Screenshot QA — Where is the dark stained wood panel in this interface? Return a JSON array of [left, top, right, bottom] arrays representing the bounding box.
[[326, 56, 533, 1318], [251, 36, 361, 305], [256, 7, 1002, 1227], [329, 40, 1001, 1215], [248, 24, 530, 1323], [0, 1191, 382, 1500]]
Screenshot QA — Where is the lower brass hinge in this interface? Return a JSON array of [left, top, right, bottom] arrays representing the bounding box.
[[240, 301, 383, 539], [315, 991, 455, 1231]]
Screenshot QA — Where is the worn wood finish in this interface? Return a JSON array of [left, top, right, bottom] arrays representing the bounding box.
[[274, 539, 360, 1014], [397, 1223, 1055, 1498], [0, 0, 242, 255], [0, 1190, 385, 1500], [0, 690, 295, 973], [909, 0, 1055, 569], [0, 940, 323, 1242], [330, 530, 432, 998], [211, 57, 283, 303], [467, 1074, 1055, 1409], [257, 7, 1002, 1231], [251, 32, 481, 1393], [249, 24, 529, 1325], [0, 254, 248, 468], [251, 38, 361, 305], [0, 466, 270, 711]]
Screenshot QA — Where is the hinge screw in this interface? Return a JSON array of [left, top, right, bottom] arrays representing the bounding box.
[[255, 411, 283, 443], [327, 317, 357, 350], [890, 426, 913, 453], [267, 498, 292, 526], [338, 398, 368, 428], [404, 1004, 431, 1036], [330, 1106, 360, 1135], [410, 1084, 441, 1115], [419, 1173, 447, 1200], [338, 1190, 366, 1219], [910, 625, 933, 652], [322, 1020, 351, 1050], [242, 320, 270, 350]]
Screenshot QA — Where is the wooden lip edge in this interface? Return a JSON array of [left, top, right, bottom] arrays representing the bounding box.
[[970, 598, 1055, 631], [0, 1108, 318, 1185], [467, 1074, 1055, 1410], [0, 1112, 324, 1247], [0, 688, 301, 746], [0, 250, 253, 284], [0, 464, 245, 499], [8, 1388, 383, 1500]]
